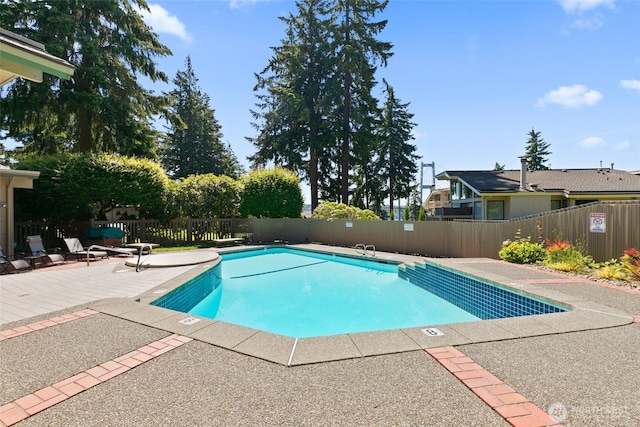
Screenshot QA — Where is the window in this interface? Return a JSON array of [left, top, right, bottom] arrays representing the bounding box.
[[474, 201, 482, 219], [487, 200, 504, 220]]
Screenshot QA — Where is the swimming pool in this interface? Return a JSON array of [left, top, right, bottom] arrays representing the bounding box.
[[152, 247, 567, 338]]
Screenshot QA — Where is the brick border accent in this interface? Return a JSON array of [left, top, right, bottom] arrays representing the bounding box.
[[0, 309, 98, 342], [426, 346, 565, 427], [0, 334, 192, 426]]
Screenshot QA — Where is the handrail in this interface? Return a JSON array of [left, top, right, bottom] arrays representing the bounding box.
[[354, 243, 376, 257], [365, 244, 376, 257], [135, 243, 154, 272], [85, 244, 153, 272]]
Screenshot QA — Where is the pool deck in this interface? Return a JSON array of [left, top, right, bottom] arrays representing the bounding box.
[[1, 244, 639, 426]]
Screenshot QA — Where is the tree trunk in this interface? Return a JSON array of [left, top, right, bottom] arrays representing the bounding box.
[[310, 147, 318, 211], [341, 0, 351, 204]]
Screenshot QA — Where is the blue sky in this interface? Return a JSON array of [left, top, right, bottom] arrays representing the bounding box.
[[139, 0, 639, 196]]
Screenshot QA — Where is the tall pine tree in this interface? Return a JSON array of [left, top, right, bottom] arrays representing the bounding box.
[[329, 0, 393, 204], [378, 80, 419, 219], [162, 56, 240, 179], [249, 0, 393, 209], [249, 0, 333, 210], [0, 0, 171, 157], [524, 128, 551, 170]]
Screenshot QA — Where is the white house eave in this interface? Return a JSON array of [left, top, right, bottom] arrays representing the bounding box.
[[0, 28, 75, 84], [0, 168, 40, 179]]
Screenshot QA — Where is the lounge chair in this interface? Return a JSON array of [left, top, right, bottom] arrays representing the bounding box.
[[25, 235, 65, 267], [0, 245, 31, 274], [63, 238, 109, 261]]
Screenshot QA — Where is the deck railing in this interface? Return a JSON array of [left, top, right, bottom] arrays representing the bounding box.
[[15, 218, 253, 251]]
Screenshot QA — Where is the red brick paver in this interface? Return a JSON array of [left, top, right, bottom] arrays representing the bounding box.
[[0, 309, 98, 342], [426, 346, 565, 427], [0, 330, 191, 426]]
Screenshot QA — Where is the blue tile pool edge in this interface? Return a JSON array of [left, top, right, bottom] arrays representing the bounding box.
[[398, 261, 570, 320]]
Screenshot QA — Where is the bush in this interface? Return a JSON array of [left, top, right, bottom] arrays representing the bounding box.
[[15, 153, 169, 221], [498, 230, 546, 264], [240, 168, 303, 218], [621, 248, 640, 280], [312, 202, 381, 220], [174, 174, 241, 218], [592, 260, 631, 280], [542, 238, 590, 273]]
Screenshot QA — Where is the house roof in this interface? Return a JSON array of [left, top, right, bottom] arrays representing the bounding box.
[[0, 27, 75, 86], [437, 168, 640, 196]]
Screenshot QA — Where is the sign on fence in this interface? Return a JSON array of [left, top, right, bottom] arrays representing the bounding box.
[[590, 213, 606, 233]]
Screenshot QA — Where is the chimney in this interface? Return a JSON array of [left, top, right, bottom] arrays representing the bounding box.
[[611, 163, 614, 170], [519, 157, 527, 191]]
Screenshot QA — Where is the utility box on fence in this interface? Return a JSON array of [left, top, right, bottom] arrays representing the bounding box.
[[85, 227, 124, 247]]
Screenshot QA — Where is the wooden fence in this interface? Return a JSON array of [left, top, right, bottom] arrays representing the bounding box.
[[15, 218, 253, 251], [251, 201, 640, 262], [15, 201, 640, 262]]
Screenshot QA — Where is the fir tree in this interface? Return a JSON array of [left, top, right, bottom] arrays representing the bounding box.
[[378, 80, 419, 219], [329, 0, 393, 203], [524, 129, 552, 170], [249, 0, 333, 210], [162, 56, 240, 178], [0, 0, 171, 157]]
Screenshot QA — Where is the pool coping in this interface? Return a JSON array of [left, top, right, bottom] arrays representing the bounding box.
[[89, 244, 635, 366]]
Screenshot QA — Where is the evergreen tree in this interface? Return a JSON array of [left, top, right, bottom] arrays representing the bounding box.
[[249, 0, 394, 209], [408, 186, 421, 221], [329, 0, 393, 203], [162, 56, 240, 178], [0, 0, 171, 157], [493, 162, 505, 171], [248, 0, 333, 210], [378, 80, 419, 219], [524, 128, 552, 170]]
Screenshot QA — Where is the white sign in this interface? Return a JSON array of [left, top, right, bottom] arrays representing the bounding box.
[[590, 213, 606, 233], [404, 223, 414, 231], [421, 327, 444, 336], [345, 222, 353, 228]]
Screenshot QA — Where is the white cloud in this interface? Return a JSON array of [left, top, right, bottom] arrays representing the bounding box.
[[536, 85, 603, 108], [620, 79, 640, 92], [578, 136, 606, 148], [615, 140, 630, 150], [558, 0, 615, 14], [570, 15, 604, 30], [138, 4, 192, 42], [230, 0, 259, 9]]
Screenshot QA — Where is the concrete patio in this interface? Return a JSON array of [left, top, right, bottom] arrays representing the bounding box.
[[1, 245, 638, 426]]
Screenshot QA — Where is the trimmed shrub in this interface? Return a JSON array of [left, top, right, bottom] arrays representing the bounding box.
[[240, 168, 303, 218], [498, 230, 546, 264], [312, 202, 380, 220]]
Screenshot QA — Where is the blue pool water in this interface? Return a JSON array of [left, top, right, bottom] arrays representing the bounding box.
[[187, 249, 480, 338]]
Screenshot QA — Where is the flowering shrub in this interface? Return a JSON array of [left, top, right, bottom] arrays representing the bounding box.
[[498, 230, 546, 264], [621, 248, 640, 280], [542, 237, 590, 273]]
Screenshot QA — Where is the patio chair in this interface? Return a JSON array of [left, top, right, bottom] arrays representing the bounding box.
[[25, 235, 65, 267], [0, 245, 31, 274], [63, 238, 109, 261]]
